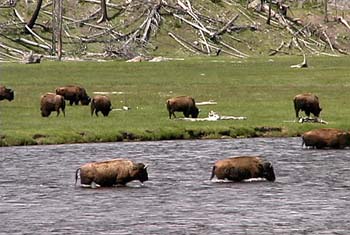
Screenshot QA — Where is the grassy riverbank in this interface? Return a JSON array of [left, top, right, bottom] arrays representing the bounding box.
[[1, 56, 350, 146]]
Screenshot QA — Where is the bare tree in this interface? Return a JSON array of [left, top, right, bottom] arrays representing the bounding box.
[[324, 0, 328, 22], [25, 0, 43, 32], [266, 0, 272, 25], [97, 0, 108, 23]]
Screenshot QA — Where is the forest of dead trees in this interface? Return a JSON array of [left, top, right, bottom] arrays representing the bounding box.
[[0, 0, 349, 63]]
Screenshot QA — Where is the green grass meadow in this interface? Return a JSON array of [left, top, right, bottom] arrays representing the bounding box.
[[1, 56, 350, 146]]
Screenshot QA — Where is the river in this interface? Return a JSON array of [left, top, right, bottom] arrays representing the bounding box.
[[1, 137, 349, 234]]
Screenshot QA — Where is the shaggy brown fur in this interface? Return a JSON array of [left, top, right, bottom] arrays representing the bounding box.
[[166, 96, 199, 119], [40, 93, 65, 117], [91, 95, 112, 117], [210, 156, 275, 182], [293, 93, 322, 118], [55, 85, 91, 105], [75, 158, 148, 187], [302, 128, 350, 149]]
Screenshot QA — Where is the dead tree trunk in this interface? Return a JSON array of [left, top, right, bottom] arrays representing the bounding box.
[[97, 0, 108, 23], [267, 0, 272, 25], [324, 0, 328, 22], [25, 0, 43, 32], [52, 0, 63, 60]]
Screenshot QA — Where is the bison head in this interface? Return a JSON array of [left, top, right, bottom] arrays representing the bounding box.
[[132, 163, 149, 183], [4, 88, 14, 101], [262, 162, 275, 182], [314, 107, 322, 117], [191, 107, 199, 118], [41, 110, 50, 117], [80, 96, 91, 105]]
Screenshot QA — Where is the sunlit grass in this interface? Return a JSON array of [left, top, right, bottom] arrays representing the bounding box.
[[1, 56, 350, 146]]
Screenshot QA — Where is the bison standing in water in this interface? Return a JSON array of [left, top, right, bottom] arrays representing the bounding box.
[[75, 158, 149, 188], [210, 156, 276, 182], [40, 93, 65, 117], [166, 96, 199, 119], [0, 85, 14, 101], [55, 85, 91, 105], [293, 93, 322, 119], [91, 95, 112, 117], [302, 128, 350, 149]]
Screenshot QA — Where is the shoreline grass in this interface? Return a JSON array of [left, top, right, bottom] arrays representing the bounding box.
[[1, 56, 350, 146]]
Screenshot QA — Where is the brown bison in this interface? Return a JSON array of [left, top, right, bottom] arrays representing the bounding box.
[[91, 95, 112, 117], [75, 158, 149, 187], [293, 93, 322, 118], [166, 96, 199, 119], [302, 128, 350, 149], [55, 85, 91, 106], [0, 85, 14, 101], [40, 93, 65, 117], [210, 156, 276, 182]]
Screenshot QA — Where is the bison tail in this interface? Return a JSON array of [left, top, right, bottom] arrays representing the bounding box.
[[75, 168, 80, 187], [210, 166, 216, 180]]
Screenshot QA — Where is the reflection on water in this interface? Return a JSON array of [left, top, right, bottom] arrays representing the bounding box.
[[1, 138, 349, 234]]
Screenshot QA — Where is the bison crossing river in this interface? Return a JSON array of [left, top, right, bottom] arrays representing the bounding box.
[[75, 156, 276, 188]]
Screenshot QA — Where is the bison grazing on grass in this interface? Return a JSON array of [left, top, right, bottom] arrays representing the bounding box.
[[302, 128, 350, 149], [210, 156, 276, 182], [0, 85, 14, 101], [40, 93, 65, 117], [166, 96, 199, 119], [91, 95, 112, 117], [75, 158, 149, 188], [55, 85, 91, 106], [293, 93, 322, 119]]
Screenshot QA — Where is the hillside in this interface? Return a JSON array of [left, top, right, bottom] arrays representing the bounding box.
[[0, 0, 350, 62]]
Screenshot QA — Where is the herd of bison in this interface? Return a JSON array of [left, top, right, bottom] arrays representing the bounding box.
[[1, 84, 350, 187]]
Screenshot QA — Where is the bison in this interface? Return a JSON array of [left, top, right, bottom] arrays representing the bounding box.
[[166, 96, 199, 119], [40, 93, 65, 117], [210, 156, 276, 182], [302, 128, 350, 149], [293, 93, 322, 119], [0, 85, 14, 101], [75, 158, 149, 187], [91, 95, 112, 117], [55, 85, 91, 106]]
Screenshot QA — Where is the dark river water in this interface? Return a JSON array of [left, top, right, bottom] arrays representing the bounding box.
[[1, 138, 349, 234]]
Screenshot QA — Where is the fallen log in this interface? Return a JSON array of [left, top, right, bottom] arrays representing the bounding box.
[[176, 111, 247, 121]]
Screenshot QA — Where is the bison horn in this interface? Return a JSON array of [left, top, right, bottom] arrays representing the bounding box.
[[144, 164, 148, 169]]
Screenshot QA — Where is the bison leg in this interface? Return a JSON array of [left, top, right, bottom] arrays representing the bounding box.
[[169, 111, 176, 119], [295, 108, 300, 118], [69, 100, 74, 106], [95, 110, 99, 117]]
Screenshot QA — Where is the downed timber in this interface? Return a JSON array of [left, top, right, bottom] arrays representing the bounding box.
[[177, 111, 247, 121], [211, 14, 239, 39], [0, 42, 26, 56], [24, 25, 52, 50], [18, 38, 51, 51], [298, 117, 328, 124], [173, 13, 215, 37], [269, 41, 286, 56], [79, 0, 126, 9], [198, 40, 245, 58], [337, 16, 350, 32], [168, 32, 204, 53], [290, 53, 308, 68], [196, 101, 217, 106]]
